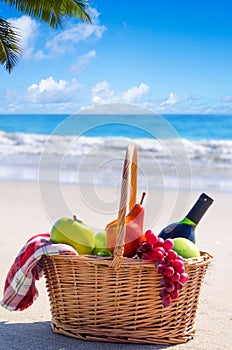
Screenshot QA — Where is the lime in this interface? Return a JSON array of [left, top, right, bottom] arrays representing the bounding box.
[[173, 237, 200, 259]]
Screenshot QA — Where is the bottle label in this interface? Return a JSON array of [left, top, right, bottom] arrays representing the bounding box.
[[180, 217, 197, 226]]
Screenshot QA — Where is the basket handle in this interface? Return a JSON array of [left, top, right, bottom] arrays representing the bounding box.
[[110, 142, 138, 269]]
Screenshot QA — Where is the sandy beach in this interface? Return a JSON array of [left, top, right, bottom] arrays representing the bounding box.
[[0, 180, 232, 350]]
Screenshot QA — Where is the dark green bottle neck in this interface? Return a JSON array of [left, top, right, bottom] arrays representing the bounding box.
[[183, 193, 214, 225]]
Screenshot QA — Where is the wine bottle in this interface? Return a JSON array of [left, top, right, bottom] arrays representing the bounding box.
[[158, 193, 214, 243]]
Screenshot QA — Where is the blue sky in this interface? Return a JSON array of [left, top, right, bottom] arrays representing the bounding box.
[[1, 0, 232, 114]]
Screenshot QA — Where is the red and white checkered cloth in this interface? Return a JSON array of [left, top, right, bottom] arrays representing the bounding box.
[[0, 233, 78, 311]]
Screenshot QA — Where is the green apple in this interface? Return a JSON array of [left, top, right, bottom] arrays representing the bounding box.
[[50, 216, 95, 255], [92, 231, 112, 256], [173, 237, 201, 259]]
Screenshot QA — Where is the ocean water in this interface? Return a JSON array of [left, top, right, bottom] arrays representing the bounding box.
[[0, 113, 232, 192]]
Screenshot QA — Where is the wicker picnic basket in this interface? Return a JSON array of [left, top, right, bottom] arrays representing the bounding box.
[[42, 142, 214, 344]]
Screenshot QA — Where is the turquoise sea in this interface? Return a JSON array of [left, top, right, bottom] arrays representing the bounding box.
[[0, 113, 231, 192]]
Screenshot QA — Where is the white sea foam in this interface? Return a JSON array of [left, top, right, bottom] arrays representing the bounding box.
[[0, 130, 232, 162], [0, 130, 231, 191]]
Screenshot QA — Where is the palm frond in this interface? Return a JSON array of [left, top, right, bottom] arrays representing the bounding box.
[[0, 0, 91, 72], [3, 0, 91, 29], [0, 17, 22, 73]]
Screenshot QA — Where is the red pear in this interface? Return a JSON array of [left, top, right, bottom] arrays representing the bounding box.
[[105, 192, 146, 257]]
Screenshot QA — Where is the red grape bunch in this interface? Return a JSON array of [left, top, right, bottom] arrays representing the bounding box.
[[137, 230, 189, 307]]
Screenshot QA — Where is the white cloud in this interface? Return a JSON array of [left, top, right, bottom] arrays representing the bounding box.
[[91, 81, 151, 105], [149, 92, 213, 114], [34, 50, 50, 61], [91, 81, 115, 104], [45, 24, 102, 53], [8, 8, 106, 61], [221, 95, 232, 103], [92, 81, 111, 94], [69, 50, 96, 73], [9, 15, 39, 59], [26, 76, 83, 103], [2, 78, 229, 114], [161, 92, 178, 106], [88, 7, 101, 21], [122, 83, 150, 103], [45, 9, 106, 55]]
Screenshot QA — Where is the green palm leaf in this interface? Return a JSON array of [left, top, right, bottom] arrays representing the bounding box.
[[0, 17, 22, 73], [2, 0, 91, 28]]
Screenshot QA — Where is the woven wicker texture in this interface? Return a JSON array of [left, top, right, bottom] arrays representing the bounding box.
[[42, 142, 214, 344]]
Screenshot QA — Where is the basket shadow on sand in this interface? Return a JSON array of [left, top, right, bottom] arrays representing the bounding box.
[[0, 321, 170, 350]]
